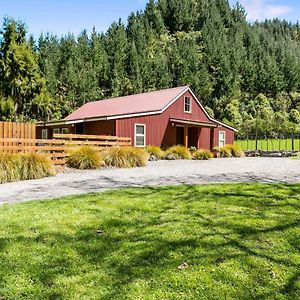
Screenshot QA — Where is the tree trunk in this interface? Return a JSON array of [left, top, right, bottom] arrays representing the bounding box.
[[14, 102, 18, 122]]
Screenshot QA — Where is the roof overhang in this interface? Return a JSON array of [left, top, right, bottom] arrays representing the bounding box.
[[36, 120, 68, 127], [170, 118, 217, 128], [37, 117, 108, 127]]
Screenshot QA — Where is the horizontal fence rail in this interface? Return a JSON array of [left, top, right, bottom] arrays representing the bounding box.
[[0, 133, 132, 168], [0, 138, 66, 166], [53, 133, 132, 147]]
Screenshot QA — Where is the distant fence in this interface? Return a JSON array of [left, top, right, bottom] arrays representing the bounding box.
[[236, 134, 300, 151], [0, 133, 132, 168]]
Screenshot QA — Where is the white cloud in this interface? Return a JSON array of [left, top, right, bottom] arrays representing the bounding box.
[[239, 0, 292, 21]]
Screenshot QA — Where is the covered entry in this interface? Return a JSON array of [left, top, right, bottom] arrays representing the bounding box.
[[170, 118, 217, 149]]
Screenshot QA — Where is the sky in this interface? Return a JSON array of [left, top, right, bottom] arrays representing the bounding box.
[[0, 0, 299, 38]]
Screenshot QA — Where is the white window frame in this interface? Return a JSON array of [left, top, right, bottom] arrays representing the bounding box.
[[61, 128, 69, 134], [41, 129, 48, 139], [134, 124, 146, 147], [184, 96, 192, 113], [53, 128, 60, 135], [219, 131, 226, 147]]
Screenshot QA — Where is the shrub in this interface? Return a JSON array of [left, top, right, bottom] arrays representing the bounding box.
[[193, 149, 213, 160], [164, 145, 192, 160], [67, 146, 104, 169], [0, 152, 55, 183], [145, 145, 165, 159], [212, 146, 232, 158], [0, 152, 20, 183], [103, 147, 148, 168], [223, 144, 245, 158], [19, 153, 56, 180], [212, 144, 244, 158]]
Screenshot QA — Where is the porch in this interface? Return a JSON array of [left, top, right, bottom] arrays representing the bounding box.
[[170, 118, 218, 149]]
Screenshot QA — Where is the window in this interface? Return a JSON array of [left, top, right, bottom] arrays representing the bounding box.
[[219, 131, 226, 147], [42, 129, 48, 139], [184, 97, 192, 113], [53, 128, 60, 135], [61, 128, 69, 134], [135, 124, 146, 147]]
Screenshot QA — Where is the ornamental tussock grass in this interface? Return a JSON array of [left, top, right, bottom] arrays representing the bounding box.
[[164, 145, 192, 159], [0, 152, 55, 183], [67, 146, 104, 169], [19, 152, 56, 180], [103, 146, 148, 168], [212, 146, 232, 158], [0, 152, 21, 183], [223, 144, 245, 157], [212, 144, 245, 158], [145, 145, 165, 159], [193, 149, 213, 160]]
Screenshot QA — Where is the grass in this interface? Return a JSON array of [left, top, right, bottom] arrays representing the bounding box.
[[290, 155, 300, 160], [236, 138, 300, 151], [0, 184, 299, 299], [103, 146, 148, 168], [146, 145, 165, 159], [19, 153, 56, 180], [211, 144, 244, 158], [0, 152, 55, 183], [223, 144, 245, 158], [164, 145, 192, 159], [67, 146, 104, 169], [193, 149, 213, 160]]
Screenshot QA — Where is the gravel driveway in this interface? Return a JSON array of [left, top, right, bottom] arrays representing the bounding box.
[[0, 157, 300, 204]]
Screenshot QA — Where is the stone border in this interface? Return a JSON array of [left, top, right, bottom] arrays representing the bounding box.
[[245, 150, 299, 158]]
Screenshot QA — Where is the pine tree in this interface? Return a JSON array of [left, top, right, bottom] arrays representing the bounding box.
[[0, 18, 53, 121]]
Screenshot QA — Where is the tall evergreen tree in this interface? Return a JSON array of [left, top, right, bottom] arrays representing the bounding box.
[[0, 18, 52, 121]]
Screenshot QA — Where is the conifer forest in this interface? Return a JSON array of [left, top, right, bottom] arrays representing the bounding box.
[[1, 0, 300, 137]]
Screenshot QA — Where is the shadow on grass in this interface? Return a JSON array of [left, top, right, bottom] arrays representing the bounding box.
[[0, 183, 299, 299]]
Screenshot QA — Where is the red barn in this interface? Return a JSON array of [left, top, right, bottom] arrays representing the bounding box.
[[37, 86, 237, 149]]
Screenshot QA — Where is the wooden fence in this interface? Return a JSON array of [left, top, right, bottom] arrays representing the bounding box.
[[0, 121, 36, 142], [53, 133, 132, 147], [0, 138, 66, 166], [0, 133, 132, 167]]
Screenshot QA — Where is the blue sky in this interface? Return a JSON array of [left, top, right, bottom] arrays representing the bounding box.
[[0, 0, 299, 37]]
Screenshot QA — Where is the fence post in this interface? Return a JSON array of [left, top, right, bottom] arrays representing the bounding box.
[[255, 131, 258, 151]]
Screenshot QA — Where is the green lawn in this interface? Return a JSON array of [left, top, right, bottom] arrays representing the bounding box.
[[0, 184, 300, 299], [236, 138, 300, 151]]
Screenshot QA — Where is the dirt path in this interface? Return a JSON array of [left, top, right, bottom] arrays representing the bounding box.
[[1, 157, 300, 204]]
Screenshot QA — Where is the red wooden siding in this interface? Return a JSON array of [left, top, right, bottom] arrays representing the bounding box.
[[83, 120, 115, 136], [37, 120, 116, 139], [36, 125, 75, 139], [213, 126, 235, 146], [116, 90, 234, 149]]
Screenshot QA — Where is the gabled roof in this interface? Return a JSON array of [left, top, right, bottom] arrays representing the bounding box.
[[62, 86, 237, 132], [65, 86, 189, 122]]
